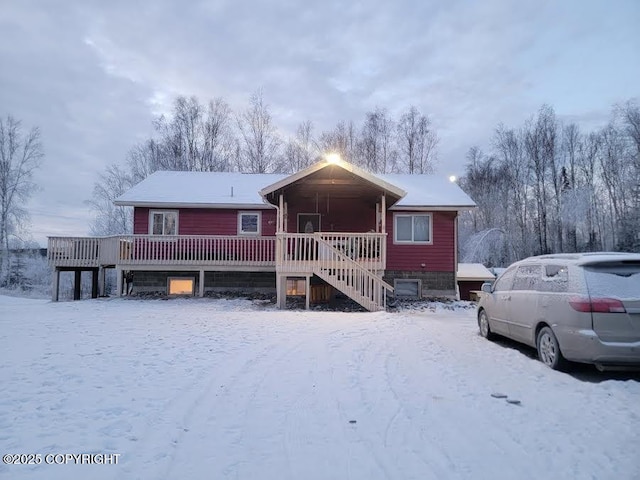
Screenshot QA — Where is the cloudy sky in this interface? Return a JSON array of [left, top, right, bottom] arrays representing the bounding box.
[[1, 0, 639, 245]]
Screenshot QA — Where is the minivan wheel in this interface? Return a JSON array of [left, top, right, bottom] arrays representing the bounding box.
[[536, 327, 567, 370], [478, 310, 494, 340]]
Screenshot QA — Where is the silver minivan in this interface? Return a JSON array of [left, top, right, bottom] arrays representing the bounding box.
[[477, 252, 640, 370]]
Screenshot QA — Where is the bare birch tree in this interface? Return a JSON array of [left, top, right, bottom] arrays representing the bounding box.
[[358, 107, 398, 173], [88, 164, 134, 235], [236, 90, 282, 173], [282, 120, 318, 173], [153, 96, 236, 172], [318, 121, 359, 164], [0, 115, 44, 283], [397, 106, 438, 173]]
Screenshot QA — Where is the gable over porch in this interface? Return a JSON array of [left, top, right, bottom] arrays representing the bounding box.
[[260, 158, 406, 235]]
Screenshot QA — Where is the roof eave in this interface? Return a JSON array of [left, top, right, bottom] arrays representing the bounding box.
[[389, 204, 477, 211], [113, 201, 275, 209]]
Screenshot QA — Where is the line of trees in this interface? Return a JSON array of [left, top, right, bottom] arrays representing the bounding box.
[[459, 100, 640, 266], [90, 90, 439, 235]]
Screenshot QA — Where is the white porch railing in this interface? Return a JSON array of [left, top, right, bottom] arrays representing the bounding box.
[[118, 235, 276, 266], [276, 232, 386, 273], [48, 235, 277, 268], [48, 237, 104, 267]]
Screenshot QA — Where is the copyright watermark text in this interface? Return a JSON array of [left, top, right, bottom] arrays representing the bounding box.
[[3, 453, 121, 465]]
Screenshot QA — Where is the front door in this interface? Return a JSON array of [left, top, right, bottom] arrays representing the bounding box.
[[298, 213, 321, 233]]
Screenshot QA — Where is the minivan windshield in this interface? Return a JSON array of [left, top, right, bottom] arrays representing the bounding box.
[[584, 261, 640, 298]]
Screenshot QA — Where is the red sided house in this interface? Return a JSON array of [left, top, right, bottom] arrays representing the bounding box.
[[48, 158, 475, 311]]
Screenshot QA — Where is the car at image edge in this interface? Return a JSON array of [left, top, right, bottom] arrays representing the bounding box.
[[477, 252, 640, 371]]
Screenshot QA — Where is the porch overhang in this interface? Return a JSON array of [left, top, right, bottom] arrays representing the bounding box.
[[259, 158, 406, 206]]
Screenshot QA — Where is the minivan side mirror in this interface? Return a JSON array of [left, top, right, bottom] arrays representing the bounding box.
[[481, 282, 493, 293]]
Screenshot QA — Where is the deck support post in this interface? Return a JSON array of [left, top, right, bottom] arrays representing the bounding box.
[[199, 270, 205, 297], [73, 270, 82, 300], [276, 274, 286, 309], [98, 266, 106, 297], [305, 276, 310, 310], [91, 268, 99, 299], [115, 267, 123, 297], [51, 269, 60, 302]]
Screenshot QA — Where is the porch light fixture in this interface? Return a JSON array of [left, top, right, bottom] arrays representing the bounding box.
[[326, 152, 341, 164], [449, 175, 457, 182]]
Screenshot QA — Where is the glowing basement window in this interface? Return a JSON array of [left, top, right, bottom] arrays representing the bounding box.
[[286, 278, 306, 296], [168, 277, 195, 295]]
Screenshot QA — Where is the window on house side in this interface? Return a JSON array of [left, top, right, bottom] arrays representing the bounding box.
[[394, 214, 431, 243], [150, 211, 178, 235], [238, 212, 261, 235]]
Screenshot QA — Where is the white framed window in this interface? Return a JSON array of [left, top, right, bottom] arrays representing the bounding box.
[[149, 210, 178, 235], [167, 277, 194, 295], [238, 211, 261, 235], [393, 214, 432, 244], [394, 279, 422, 298]]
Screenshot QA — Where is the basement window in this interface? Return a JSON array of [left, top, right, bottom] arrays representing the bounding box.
[[394, 279, 421, 298], [168, 277, 195, 295], [286, 278, 306, 296]]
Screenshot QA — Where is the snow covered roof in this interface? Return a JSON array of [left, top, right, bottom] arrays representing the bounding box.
[[115, 165, 476, 210], [115, 171, 287, 208], [378, 174, 476, 209], [457, 263, 496, 281]]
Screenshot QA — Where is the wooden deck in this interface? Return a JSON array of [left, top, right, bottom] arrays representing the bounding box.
[[48, 233, 392, 310], [48, 235, 278, 269]]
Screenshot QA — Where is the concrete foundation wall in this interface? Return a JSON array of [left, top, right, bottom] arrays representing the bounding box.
[[131, 269, 454, 299], [132, 271, 276, 295], [383, 270, 456, 299]]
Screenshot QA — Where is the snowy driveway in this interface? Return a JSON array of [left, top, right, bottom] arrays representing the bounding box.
[[1, 296, 639, 480]]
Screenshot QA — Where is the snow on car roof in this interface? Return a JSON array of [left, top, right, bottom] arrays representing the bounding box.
[[511, 252, 640, 267]]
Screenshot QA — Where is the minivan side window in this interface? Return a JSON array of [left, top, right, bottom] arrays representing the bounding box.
[[493, 267, 516, 292], [513, 265, 542, 291], [539, 264, 569, 292]]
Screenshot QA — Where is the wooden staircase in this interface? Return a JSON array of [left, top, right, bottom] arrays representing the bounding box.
[[276, 234, 393, 311], [313, 237, 392, 311]]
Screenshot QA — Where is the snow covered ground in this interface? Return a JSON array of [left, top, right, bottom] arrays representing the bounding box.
[[1, 296, 639, 480]]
